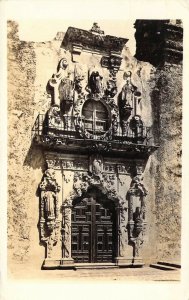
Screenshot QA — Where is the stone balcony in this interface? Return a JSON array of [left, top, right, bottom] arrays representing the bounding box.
[[32, 114, 158, 157]]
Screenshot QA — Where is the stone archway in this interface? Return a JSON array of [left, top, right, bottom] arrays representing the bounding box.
[[61, 177, 124, 266], [71, 186, 117, 263]]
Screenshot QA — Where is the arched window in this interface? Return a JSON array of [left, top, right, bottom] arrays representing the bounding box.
[[82, 100, 109, 134]]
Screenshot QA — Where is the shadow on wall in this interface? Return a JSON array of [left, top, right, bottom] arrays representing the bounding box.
[[23, 142, 46, 172], [150, 85, 160, 145], [23, 141, 47, 251]]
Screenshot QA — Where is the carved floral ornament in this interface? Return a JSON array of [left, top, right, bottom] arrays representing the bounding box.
[[45, 155, 134, 174], [61, 154, 137, 209], [63, 171, 124, 207], [63, 154, 127, 206], [38, 160, 148, 260]]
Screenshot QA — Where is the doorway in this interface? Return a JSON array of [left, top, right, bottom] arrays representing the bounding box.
[[71, 190, 116, 263]]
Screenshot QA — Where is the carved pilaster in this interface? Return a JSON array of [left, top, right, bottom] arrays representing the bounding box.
[[61, 203, 74, 265], [39, 168, 61, 261], [115, 204, 121, 258], [127, 165, 148, 262]]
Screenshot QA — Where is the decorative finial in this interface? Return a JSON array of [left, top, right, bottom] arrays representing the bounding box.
[[90, 22, 104, 35]]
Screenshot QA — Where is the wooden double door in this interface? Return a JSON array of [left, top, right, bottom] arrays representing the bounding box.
[[71, 193, 116, 263]]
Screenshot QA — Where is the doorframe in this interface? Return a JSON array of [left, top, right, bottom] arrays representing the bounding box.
[[71, 189, 118, 263]]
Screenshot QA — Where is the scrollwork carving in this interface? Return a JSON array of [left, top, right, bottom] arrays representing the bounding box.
[[47, 105, 62, 129], [65, 170, 123, 206]]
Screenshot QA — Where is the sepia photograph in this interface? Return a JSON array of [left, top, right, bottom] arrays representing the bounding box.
[[7, 17, 182, 279], [1, 1, 189, 300]]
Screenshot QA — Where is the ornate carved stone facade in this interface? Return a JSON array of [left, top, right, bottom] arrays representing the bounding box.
[[6, 15, 183, 279], [30, 23, 162, 269], [6, 17, 182, 273]]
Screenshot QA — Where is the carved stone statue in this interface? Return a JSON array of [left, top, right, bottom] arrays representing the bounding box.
[[127, 171, 148, 258], [43, 190, 56, 221], [89, 154, 103, 179], [118, 71, 136, 128], [49, 58, 69, 106], [74, 74, 85, 96], [105, 79, 117, 98], [129, 115, 144, 139], [90, 22, 104, 35], [88, 71, 104, 96], [121, 71, 137, 107], [39, 168, 60, 257], [130, 174, 148, 196]]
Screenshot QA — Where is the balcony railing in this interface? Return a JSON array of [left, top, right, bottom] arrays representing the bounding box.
[[32, 114, 153, 145]]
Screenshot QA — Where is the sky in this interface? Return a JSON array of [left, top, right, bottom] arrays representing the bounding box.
[[16, 19, 136, 55]]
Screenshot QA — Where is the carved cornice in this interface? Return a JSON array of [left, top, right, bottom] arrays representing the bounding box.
[[34, 134, 159, 157], [61, 26, 128, 55]]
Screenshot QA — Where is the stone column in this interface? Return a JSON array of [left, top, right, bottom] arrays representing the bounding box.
[[115, 199, 134, 266], [115, 204, 121, 258], [60, 203, 74, 267]]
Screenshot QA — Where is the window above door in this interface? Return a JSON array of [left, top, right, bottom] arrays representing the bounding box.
[[82, 99, 109, 134]]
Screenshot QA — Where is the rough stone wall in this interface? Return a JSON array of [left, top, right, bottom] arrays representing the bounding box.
[[7, 20, 65, 272], [8, 20, 170, 276], [135, 19, 182, 263], [8, 20, 39, 265], [152, 64, 182, 261]]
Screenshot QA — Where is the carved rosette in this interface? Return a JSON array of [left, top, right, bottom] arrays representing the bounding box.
[[127, 165, 148, 258], [39, 168, 60, 258]]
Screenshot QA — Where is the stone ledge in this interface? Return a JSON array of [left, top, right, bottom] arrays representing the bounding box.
[[61, 26, 128, 55], [115, 257, 144, 267]]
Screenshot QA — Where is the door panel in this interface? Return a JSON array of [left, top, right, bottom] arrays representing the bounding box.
[[71, 195, 115, 263]]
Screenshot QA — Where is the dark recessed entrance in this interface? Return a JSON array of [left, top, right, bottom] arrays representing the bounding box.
[[71, 189, 116, 263]]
